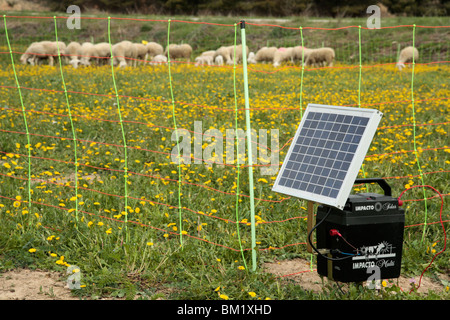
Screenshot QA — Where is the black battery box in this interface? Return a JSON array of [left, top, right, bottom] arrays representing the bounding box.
[[316, 178, 405, 283]]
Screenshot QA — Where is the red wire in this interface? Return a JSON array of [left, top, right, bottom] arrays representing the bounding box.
[[398, 185, 447, 294], [338, 233, 359, 251]]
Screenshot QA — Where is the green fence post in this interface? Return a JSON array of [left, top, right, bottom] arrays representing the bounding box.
[[240, 20, 257, 272]]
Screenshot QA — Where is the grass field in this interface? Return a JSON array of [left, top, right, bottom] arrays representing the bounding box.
[[0, 12, 449, 300]]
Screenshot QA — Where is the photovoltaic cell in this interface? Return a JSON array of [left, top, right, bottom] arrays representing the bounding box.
[[272, 104, 382, 209]]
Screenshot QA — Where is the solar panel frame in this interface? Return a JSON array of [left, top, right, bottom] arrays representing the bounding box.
[[272, 104, 383, 209]]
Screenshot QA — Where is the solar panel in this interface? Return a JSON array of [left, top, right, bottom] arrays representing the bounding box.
[[272, 104, 383, 209]]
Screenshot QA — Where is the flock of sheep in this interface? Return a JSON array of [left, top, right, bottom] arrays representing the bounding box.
[[19, 39, 418, 71], [19, 40, 166, 68]]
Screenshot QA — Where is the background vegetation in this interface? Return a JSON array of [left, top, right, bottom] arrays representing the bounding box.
[[41, 0, 450, 17]]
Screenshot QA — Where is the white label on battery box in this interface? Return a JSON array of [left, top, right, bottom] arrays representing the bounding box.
[[351, 241, 397, 270]]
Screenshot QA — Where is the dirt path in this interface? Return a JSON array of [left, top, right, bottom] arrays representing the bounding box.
[[1, 259, 447, 300], [0, 269, 79, 300]]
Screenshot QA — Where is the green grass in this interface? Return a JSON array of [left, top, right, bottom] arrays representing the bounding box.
[[0, 12, 449, 300]]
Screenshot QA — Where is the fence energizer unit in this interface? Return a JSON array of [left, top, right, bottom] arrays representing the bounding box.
[[273, 103, 406, 283], [315, 178, 405, 282]]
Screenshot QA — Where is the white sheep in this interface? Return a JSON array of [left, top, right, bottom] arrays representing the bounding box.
[[200, 50, 216, 57], [51, 41, 66, 64], [230, 45, 249, 65], [150, 54, 168, 65], [194, 55, 214, 66], [273, 47, 295, 67], [292, 46, 312, 65], [215, 55, 224, 66], [214, 46, 231, 64], [145, 42, 164, 60], [396, 46, 419, 71], [20, 42, 43, 65], [255, 46, 277, 63], [247, 52, 256, 64], [20, 41, 66, 66], [79, 42, 98, 66], [214, 45, 249, 65], [64, 41, 82, 68], [112, 40, 137, 68], [305, 47, 335, 67], [133, 43, 148, 66], [94, 42, 111, 66], [165, 43, 192, 61]]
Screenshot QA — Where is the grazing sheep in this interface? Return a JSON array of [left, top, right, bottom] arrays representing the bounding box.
[[64, 41, 82, 67], [247, 52, 256, 64], [273, 47, 295, 67], [214, 46, 231, 64], [53, 41, 67, 59], [194, 55, 214, 66], [198, 49, 217, 64], [165, 43, 192, 61], [230, 45, 249, 65], [145, 42, 164, 59], [112, 40, 137, 68], [201, 50, 216, 57], [20, 41, 66, 66], [305, 47, 335, 67], [133, 43, 148, 66], [150, 54, 168, 65], [396, 46, 419, 71], [215, 54, 224, 66], [79, 42, 98, 66], [20, 42, 44, 65], [94, 42, 111, 66], [292, 46, 312, 65], [213, 45, 249, 65], [255, 46, 277, 63], [49, 41, 66, 63]]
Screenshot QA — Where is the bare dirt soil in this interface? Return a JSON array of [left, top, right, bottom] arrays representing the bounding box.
[[0, 269, 79, 300]]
